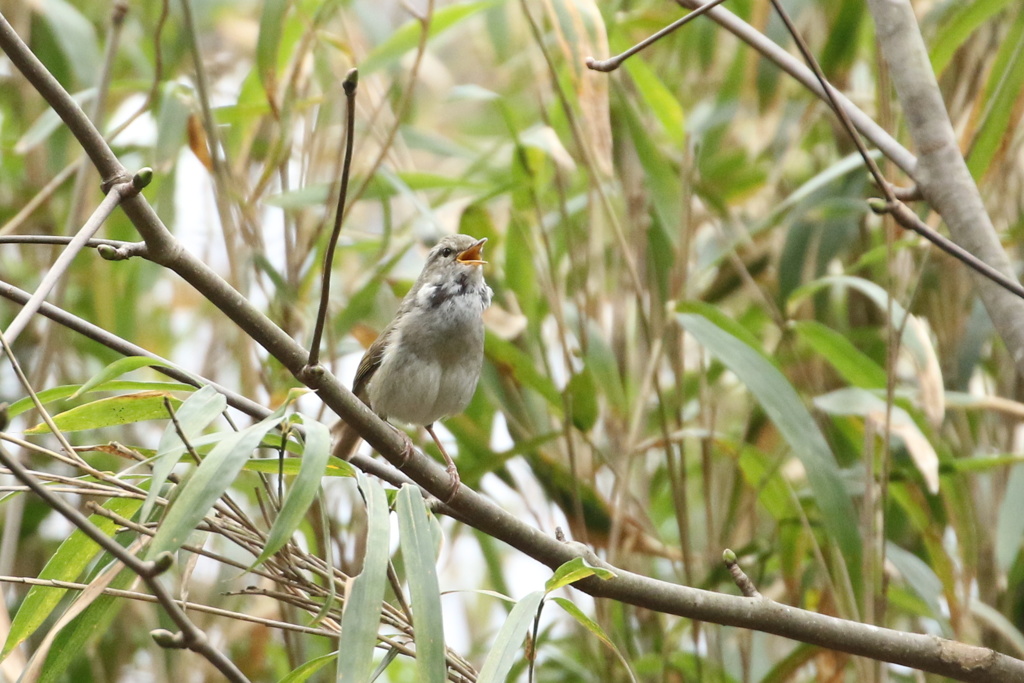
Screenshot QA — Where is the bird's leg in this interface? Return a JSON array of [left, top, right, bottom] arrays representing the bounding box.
[[425, 423, 461, 501], [384, 422, 417, 468]]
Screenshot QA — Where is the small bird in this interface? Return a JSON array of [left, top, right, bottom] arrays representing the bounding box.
[[336, 234, 492, 499]]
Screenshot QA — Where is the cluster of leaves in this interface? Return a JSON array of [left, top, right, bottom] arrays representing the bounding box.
[[0, 0, 1023, 681]]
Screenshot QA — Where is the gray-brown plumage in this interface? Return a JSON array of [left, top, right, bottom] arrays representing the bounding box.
[[334, 234, 492, 498]]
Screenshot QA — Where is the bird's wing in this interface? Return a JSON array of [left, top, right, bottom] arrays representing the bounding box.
[[351, 324, 393, 403], [352, 275, 424, 404]]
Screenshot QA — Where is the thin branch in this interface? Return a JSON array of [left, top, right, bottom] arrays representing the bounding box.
[[0, 442, 248, 683], [0, 574, 339, 640], [307, 68, 358, 367], [2, 10, 1022, 680], [723, 549, 762, 599], [864, 0, 1024, 373], [2, 169, 150, 345], [344, 0, 433, 220], [585, 0, 730, 72], [764, 0, 1024, 305], [0, 278, 266, 421]]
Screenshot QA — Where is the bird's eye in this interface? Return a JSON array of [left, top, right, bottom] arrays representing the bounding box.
[[440, 247, 454, 258]]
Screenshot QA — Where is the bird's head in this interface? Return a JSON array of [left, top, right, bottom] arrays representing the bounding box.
[[419, 234, 488, 287]]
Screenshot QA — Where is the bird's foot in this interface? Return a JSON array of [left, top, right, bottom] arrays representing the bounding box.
[[393, 428, 417, 468], [443, 463, 462, 503]]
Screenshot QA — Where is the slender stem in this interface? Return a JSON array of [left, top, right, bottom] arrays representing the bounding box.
[[2, 9, 1023, 678], [0, 444, 248, 682], [585, 0, 730, 71], [0, 574, 339, 638], [3, 171, 149, 345], [307, 68, 358, 367]]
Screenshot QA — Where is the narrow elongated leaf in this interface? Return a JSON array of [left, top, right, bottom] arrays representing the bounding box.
[[564, 369, 599, 433], [791, 320, 886, 389], [361, 1, 500, 75], [6, 381, 193, 419], [337, 476, 391, 682], [814, 388, 939, 493], [282, 651, 337, 683], [929, 0, 1018, 75], [966, 7, 1024, 179], [677, 311, 862, 579], [38, 0, 100, 86], [141, 385, 227, 523], [997, 464, 1024, 571], [396, 485, 446, 683], [545, 557, 615, 593], [486, 333, 562, 408], [26, 392, 183, 434], [245, 458, 355, 477], [257, 0, 289, 98], [147, 413, 284, 557], [971, 600, 1024, 657], [476, 591, 545, 683], [2, 497, 142, 659], [886, 544, 944, 622], [37, 561, 136, 683], [550, 597, 637, 683], [15, 89, 96, 153], [70, 356, 177, 399], [255, 417, 332, 566]]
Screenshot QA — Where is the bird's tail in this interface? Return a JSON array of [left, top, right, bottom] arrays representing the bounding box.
[[330, 420, 363, 462]]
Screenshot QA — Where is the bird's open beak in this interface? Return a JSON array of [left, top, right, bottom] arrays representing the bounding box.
[[456, 238, 487, 266]]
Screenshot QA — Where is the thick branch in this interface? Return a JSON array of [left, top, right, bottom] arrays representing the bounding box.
[[1, 10, 1021, 681], [672, 0, 916, 174], [865, 0, 1024, 374]]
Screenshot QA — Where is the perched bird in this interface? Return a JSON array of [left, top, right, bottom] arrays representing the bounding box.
[[335, 234, 492, 499]]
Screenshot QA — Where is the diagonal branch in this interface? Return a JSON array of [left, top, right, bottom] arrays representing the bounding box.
[[865, 0, 1024, 374], [2, 170, 148, 345], [2, 9, 1023, 681]]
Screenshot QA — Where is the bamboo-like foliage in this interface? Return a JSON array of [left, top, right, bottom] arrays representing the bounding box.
[[0, 0, 1023, 681]]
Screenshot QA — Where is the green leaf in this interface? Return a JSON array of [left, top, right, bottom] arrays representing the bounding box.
[[14, 88, 94, 153], [39, 0, 100, 87], [360, 1, 501, 76], [997, 464, 1024, 571], [476, 590, 545, 683], [147, 413, 284, 557], [280, 651, 337, 683], [2, 497, 142, 659], [620, 42, 685, 146], [37, 563, 136, 683], [6, 381, 194, 420], [550, 597, 637, 683], [337, 476, 391, 682], [582, 324, 628, 417], [245, 457, 355, 477], [886, 544, 944, 622], [395, 485, 446, 683], [333, 247, 410, 339], [929, 0, 1018, 75], [970, 599, 1024, 657], [141, 385, 227, 524], [545, 557, 616, 593], [486, 333, 562, 408], [257, 0, 290, 98], [790, 275, 934, 374], [254, 417, 332, 567], [966, 7, 1024, 180], [677, 312, 862, 583], [564, 368, 599, 432], [71, 356, 178, 399], [791, 320, 886, 389], [26, 392, 183, 434]]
